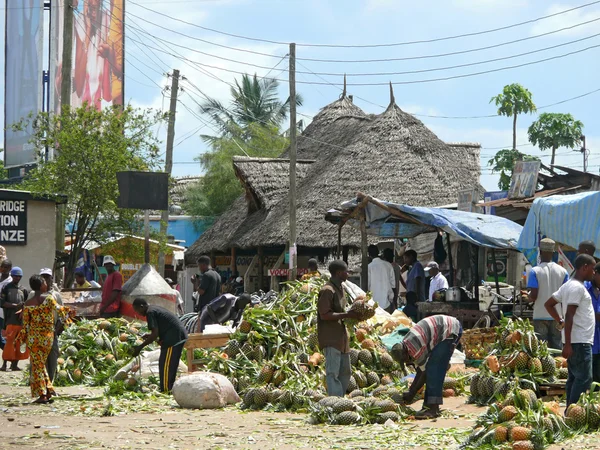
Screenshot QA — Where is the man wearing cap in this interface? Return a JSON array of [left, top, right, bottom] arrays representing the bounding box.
[[99, 255, 123, 318], [391, 314, 462, 419], [528, 238, 569, 349], [0, 267, 29, 371], [425, 262, 448, 302], [165, 278, 184, 316]]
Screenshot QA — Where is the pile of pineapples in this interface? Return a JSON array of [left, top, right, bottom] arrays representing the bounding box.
[[468, 318, 567, 405], [193, 279, 410, 411], [463, 387, 569, 449]]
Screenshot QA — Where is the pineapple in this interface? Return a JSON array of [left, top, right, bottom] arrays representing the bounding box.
[[361, 338, 376, 350], [268, 389, 283, 404], [241, 342, 253, 356], [524, 389, 537, 405], [355, 328, 368, 342], [494, 426, 508, 443], [239, 320, 251, 334], [307, 333, 319, 349], [386, 387, 401, 398], [557, 367, 569, 379], [566, 404, 586, 429], [443, 377, 457, 390], [540, 354, 556, 375], [366, 371, 380, 386], [272, 370, 285, 387], [278, 391, 293, 408], [470, 373, 481, 397], [499, 405, 518, 422], [346, 376, 357, 393], [527, 357, 542, 373], [512, 441, 534, 450], [390, 392, 404, 404], [510, 426, 531, 441], [380, 375, 393, 385], [349, 389, 364, 398], [355, 371, 368, 388], [587, 405, 600, 429], [253, 387, 269, 408], [358, 349, 373, 366], [349, 349, 360, 366], [237, 377, 250, 392], [225, 339, 240, 357], [443, 389, 455, 397], [486, 355, 500, 373], [331, 397, 356, 414], [380, 352, 395, 369], [376, 411, 399, 423], [298, 352, 309, 364], [372, 386, 388, 397], [375, 399, 397, 412], [523, 333, 539, 353], [253, 345, 266, 362], [334, 410, 360, 425], [510, 330, 523, 345], [515, 352, 530, 371], [258, 365, 274, 384], [494, 380, 513, 398], [242, 388, 256, 408], [480, 376, 496, 398]]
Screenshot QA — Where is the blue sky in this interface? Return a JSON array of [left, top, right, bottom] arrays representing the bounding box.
[[2, 0, 599, 193]]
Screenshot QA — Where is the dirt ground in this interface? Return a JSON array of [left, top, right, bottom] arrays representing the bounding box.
[[0, 369, 599, 450]]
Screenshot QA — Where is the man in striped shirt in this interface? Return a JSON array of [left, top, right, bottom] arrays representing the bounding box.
[[391, 314, 462, 419]]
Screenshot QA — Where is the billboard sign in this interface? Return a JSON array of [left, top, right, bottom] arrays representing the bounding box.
[[508, 161, 540, 199], [457, 188, 481, 213], [4, 0, 45, 168], [50, 0, 124, 113]]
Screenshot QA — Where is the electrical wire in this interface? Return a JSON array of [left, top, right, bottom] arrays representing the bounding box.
[[127, 0, 600, 48]]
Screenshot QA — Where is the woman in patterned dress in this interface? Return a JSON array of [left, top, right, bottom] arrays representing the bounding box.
[[17, 275, 72, 404]]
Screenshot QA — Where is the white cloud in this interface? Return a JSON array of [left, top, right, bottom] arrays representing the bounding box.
[[451, 0, 527, 13], [530, 4, 600, 37], [400, 104, 441, 117]]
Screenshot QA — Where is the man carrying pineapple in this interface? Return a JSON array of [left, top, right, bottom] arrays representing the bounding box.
[[390, 314, 462, 419], [317, 260, 360, 397]]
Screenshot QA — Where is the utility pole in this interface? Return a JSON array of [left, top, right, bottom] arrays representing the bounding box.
[[55, 0, 74, 286], [158, 70, 180, 276], [288, 44, 297, 281], [581, 135, 588, 173]]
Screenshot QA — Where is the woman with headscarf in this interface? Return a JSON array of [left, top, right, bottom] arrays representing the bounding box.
[[17, 275, 72, 404]]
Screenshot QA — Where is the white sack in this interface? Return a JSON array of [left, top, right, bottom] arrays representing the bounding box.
[[113, 349, 188, 381], [172, 372, 240, 409]]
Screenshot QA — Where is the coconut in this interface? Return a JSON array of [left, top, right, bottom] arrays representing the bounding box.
[[119, 333, 129, 342], [105, 354, 116, 362], [73, 369, 83, 381], [98, 320, 112, 330]]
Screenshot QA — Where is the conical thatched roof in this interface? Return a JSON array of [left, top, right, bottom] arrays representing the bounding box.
[[186, 92, 480, 262]]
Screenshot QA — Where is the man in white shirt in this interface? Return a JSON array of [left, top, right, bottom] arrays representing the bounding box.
[[368, 245, 396, 314], [425, 262, 448, 302], [166, 277, 185, 316], [545, 253, 596, 407], [527, 238, 569, 350]]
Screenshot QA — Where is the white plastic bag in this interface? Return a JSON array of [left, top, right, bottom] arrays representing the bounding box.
[[113, 349, 188, 381], [172, 372, 240, 409]]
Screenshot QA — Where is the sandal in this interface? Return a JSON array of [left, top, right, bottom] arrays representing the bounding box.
[[33, 396, 49, 404], [414, 407, 441, 420]]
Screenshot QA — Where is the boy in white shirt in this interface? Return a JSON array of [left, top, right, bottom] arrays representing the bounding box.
[[545, 253, 596, 407]]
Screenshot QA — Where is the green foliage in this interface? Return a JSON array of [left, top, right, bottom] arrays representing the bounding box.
[[16, 104, 165, 286], [528, 112, 584, 165], [488, 149, 540, 190], [185, 122, 289, 217], [490, 83, 537, 150], [0, 156, 6, 180]]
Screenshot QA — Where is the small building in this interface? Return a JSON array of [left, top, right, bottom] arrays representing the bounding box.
[[0, 189, 67, 279]]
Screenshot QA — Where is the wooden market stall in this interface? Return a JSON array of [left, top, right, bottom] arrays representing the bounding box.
[[325, 193, 526, 328]]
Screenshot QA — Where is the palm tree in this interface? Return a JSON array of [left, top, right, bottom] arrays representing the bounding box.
[[200, 74, 303, 141], [490, 83, 537, 150]]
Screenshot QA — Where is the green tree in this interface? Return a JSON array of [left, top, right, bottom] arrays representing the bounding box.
[[528, 112, 584, 166], [488, 149, 540, 190], [0, 155, 6, 180], [16, 105, 165, 287], [200, 73, 303, 141], [490, 83, 537, 150], [185, 123, 289, 217]]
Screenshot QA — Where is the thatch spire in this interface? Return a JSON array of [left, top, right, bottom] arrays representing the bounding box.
[[389, 82, 395, 105], [341, 74, 347, 98]]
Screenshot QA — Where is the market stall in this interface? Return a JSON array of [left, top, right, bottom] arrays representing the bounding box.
[[325, 193, 526, 325]]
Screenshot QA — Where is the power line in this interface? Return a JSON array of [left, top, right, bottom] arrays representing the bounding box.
[[127, 0, 600, 48]]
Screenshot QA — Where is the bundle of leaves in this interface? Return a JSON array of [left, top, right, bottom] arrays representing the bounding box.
[[192, 280, 405, 404], [468, 318, 561, 405], [463, 386, 570, 449], [53, 318, 153, 386]]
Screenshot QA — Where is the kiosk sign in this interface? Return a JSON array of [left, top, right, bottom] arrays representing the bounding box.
[[0, 200, 27, 245]]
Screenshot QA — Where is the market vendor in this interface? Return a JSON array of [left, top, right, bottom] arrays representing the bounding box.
[[391, 314, 462, 419], [301, 258, 321, 281], [198, 293, 252, 332], [132, 298, 188, 393]]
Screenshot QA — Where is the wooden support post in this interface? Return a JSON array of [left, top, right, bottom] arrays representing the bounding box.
[[474, 244, 480, 303], [210, 251, 216, 270], [446, 232, 454, 287], [361, 215, 368, 291], [342, 246, 349, 264], [491, 248, 501, 295], [231, 247, 237, 277], [258, 247, 264, 291], [337, 225, 342, 259]]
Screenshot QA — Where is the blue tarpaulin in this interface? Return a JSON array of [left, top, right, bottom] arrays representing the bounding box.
[[517, 191, 600, 265], [328, 197, 523, 250]]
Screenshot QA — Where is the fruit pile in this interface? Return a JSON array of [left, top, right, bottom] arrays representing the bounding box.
[[468, 318, 564, 405], [463, 387, 570, 449], [193, 280, 406, 408], [54, 318, 151, 386], [461, 327, 497, 360]]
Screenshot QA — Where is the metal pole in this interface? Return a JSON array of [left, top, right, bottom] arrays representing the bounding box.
[[491, 248, 501, 295], [289, 43, 297, 280], [360, 215, 368, 291], [581, 135, 587, 173], [158, 70, 179, 276], [446, 232, 454, 287], [144, 210, 150, 264]]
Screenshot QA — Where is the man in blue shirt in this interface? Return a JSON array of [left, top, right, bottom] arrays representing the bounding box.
[[585, 262, 600, 383], [403, 250, 425, 302]]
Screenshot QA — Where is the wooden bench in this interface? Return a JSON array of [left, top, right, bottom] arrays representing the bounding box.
[[184, 333, 231, 373], [539, 383, 566, 397]]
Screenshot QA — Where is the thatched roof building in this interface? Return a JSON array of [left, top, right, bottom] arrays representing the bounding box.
[[186, 88, 481, 263]]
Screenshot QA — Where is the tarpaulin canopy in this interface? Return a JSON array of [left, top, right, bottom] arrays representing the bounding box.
[[517, 191, 600, 265], [326, 195, 523, 250]]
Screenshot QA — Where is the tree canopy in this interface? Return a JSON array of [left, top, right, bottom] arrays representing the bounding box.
[[490, 83, 537, 150], [488, 149, 540, 191], [17, 104, 165, 286], [528, 112, 584, 166]]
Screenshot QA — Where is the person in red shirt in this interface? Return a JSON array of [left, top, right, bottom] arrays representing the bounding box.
[[99, 255, 122, 318]]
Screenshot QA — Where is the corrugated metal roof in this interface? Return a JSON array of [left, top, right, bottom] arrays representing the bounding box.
[[479, 185, 583, 209]]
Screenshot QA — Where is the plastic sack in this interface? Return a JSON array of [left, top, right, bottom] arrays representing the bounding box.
[[172, 372, 240, 409], [113, 349, 188, 381]]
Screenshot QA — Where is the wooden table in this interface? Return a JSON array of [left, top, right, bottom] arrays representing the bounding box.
[[184, 333, 231, 373], [539, 383, 566, 397]]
